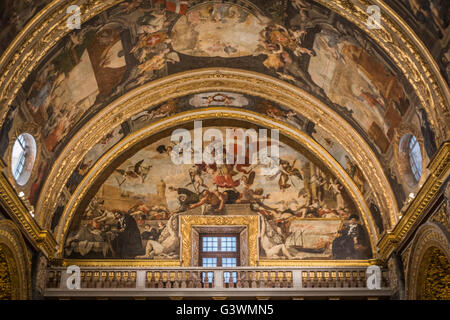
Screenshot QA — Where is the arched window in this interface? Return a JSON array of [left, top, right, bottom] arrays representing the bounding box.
[[408, 135, 422, 182], [11, 133, 36, 186]]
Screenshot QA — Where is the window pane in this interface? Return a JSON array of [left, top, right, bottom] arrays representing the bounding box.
[[17, 135, 26, 149], [222, 258, 236, 267], [11, 133, 37, 186], [202, 237, 218, 252], [14, 155, 26, 180], [220, 237, 236, 252], [201, 257, 217, 267], [408, 136, 422, 181]]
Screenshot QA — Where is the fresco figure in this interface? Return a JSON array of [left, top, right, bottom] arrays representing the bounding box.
[[137, 214, 180, 259], [64, 127, 372, 260], [189, 188, 226, 215], [168, 186, 200, 213], [4, 0, 416, 220], [345, 155, 365, 193], [112, 212, 144, 258], [332, 215, 370, 259], [260, 216, 293, 259]]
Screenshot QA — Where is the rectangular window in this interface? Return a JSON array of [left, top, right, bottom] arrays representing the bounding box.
[[199, 234, 240, 268]]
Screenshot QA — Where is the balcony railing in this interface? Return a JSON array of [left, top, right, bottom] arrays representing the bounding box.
[[45, 266, 391, 298]]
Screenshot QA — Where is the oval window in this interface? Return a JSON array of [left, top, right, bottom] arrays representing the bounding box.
[[408, 135, 422, 182], [398, 134, 423, 187], [11, 133, 37, 186]]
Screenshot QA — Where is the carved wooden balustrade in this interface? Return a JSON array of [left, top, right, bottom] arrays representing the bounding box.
[[44, 266, 391, 298]]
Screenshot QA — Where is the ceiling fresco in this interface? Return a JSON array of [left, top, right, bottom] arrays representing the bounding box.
[[51, 95, 386, 239], [384, 0, 449, 84], [0, 0, 52, 55], [0, 0, 438, 243], [64, 127, 372, 261]]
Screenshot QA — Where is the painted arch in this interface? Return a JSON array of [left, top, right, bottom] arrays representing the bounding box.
[[0, 0, 448, 264]]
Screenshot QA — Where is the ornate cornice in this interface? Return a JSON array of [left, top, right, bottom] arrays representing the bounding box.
[[0, 159, 56, 258], [378, 142, 450, 260], [258, 259, 381, 267], [55, 259, 180, 267], [0, 219, 32, 299], [404, 223, 450, 299]]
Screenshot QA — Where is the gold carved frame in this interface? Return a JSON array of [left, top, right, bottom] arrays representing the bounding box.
[[404, 222, 450, 299], [180, 215, 259, 267], [0, 220, 32, 299]]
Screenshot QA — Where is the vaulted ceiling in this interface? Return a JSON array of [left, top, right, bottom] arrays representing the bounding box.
[[0, 0, 448, 260]]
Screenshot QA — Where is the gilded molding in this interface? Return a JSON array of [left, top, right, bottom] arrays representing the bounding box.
[[0, 220, 32, 299], [52, 259, 381, 268], [378, 142, 450, 260], [180, 215, 259, 267], [417, 247, 450, 300], [58, 259, 180, 267], [1, 0, 446, 264], [431, 203, 448, 231], [0, 246, 13, 299], [0, 159, 56, 258], [4, 122, 43, 198], [34, 69, 395, 249], [401, 245, 412, 271], [404, 223, 450, 299], [54, 107, 378, 260], [258, 259, 381, 267]]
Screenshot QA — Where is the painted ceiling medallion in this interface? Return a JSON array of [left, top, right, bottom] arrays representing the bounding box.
[[171, 2, 269, 58]]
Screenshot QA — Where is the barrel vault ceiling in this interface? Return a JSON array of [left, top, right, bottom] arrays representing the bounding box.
[[0, 0, 448, 261]]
